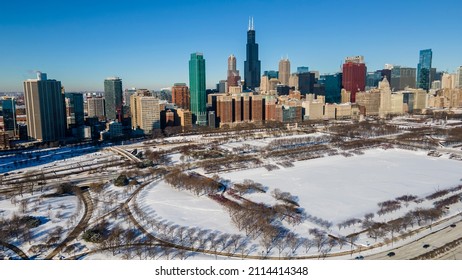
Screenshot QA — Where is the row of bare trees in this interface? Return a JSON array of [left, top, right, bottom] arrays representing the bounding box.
[[164, 170, 222, 196], [361, 207, 445, 243], [305, 214, 333, 230], [198, 154, 263, 173], [328, 121, 400, 138], [377, 200, 402, 216], [271, 188, 299, 207], [131, 203, 253, 258], [267, 135, 332, 150], [232, 179, 266, 196]]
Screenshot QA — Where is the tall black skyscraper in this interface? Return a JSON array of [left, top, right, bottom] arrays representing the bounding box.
[[244, 17, 261, 91]]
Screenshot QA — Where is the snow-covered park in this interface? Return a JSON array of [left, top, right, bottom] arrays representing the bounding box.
[[219, 148, 462, 224], [131, 148, 462, 259], [2, 122, 462, 260]]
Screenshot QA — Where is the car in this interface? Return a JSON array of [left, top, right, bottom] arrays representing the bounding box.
[[355, 255, 364, 260], [450, 224, 456, 228], [387, 252, 396, 257], [423, 244, 430, 249]]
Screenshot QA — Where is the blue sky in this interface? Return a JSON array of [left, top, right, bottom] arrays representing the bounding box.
[[1, 0, 461, 91]]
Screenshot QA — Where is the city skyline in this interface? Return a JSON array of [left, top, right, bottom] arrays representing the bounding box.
[[1, 0, 462, 92]]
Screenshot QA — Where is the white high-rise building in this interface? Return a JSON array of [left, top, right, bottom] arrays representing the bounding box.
[[442, 73, 454, 89], [379, 76, 392, 118], [130, 94, 160, 134], [23, 72, 66, 142]]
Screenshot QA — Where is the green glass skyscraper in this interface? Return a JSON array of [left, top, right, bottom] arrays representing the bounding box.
[[104, 77, 123, 121], [417, 49, 432, 91], [189, 52, 207, 125], [0, 97, 17, 135]]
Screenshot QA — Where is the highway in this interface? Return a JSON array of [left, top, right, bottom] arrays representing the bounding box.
[[364, 217, 462, 260]]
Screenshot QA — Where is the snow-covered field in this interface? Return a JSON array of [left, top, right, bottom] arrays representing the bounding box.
[[138, 181, 240, 235], [0, 190, 82, 259], [3, 132, 462, 259], [128, 148, 462, 259], [218, 149, 462, 223]]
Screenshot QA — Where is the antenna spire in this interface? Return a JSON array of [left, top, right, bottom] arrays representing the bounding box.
[[248, 17, 254, 30]]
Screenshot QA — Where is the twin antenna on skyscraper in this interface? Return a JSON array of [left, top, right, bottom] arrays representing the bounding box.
[[248, 17, 254, 31]]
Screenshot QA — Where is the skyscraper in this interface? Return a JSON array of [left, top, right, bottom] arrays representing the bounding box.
[[441, 73, 454, 89], [227, 54, 241, 92], [123, 88, 136, 107], [23, 72, 66, 142], [244, 17, 261, 91], [417, 49, 432, 91], [342, 56, 366, 103], [1, 97, 17, 136], [87, 96, 105, 119], [217, 80, 227, 93], [278, 58, 290, 86], [319, 73, 342, 103], [391, 66, 416, 90], [64, 93, 84, 129], [189, 52, 207, 125], [298, 72, 315, 95], [104, 77, 123, 121], [130, 94, 160, 134], [297, 66, 309, 74], [172, 83, 190, 110], [456, 66, 462, 88]]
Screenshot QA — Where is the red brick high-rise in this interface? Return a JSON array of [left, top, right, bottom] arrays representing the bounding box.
[[251, 95, 263, 122], [342, 56, 366, 103], [265, 97, 277, 121], [217, 95, 233, 124], [172, 83, 190, 110]]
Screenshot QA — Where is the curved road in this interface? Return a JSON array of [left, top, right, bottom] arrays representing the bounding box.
[[45, 188, 94, 260], [0, 241, 29, 260]]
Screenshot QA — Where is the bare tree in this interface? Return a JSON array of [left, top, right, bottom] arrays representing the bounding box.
[[309, 229, 328, 252], [301, 238, 314, 254], [275, 236, 288, 259]]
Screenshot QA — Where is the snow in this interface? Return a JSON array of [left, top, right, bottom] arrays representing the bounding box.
[[0, 146, 104, 173], [137, 181, 240, 234], [218, 149, 462, 224], [219, 132, 325, 151], [128, 148, 462, 259], [3, 134, 462, 259], [0, 190, 82, 258]]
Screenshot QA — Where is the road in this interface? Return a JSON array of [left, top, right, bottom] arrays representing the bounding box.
[[107, 146, 141, 163], [45, 188, 94, 260], [0, 241, 29, 260], [363, 217, 462, 260]]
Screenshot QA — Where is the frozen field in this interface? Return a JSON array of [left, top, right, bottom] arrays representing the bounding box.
[[137, 181, 240, 234], [137, 148, 462, 241], [218, 148, 462, 223]]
